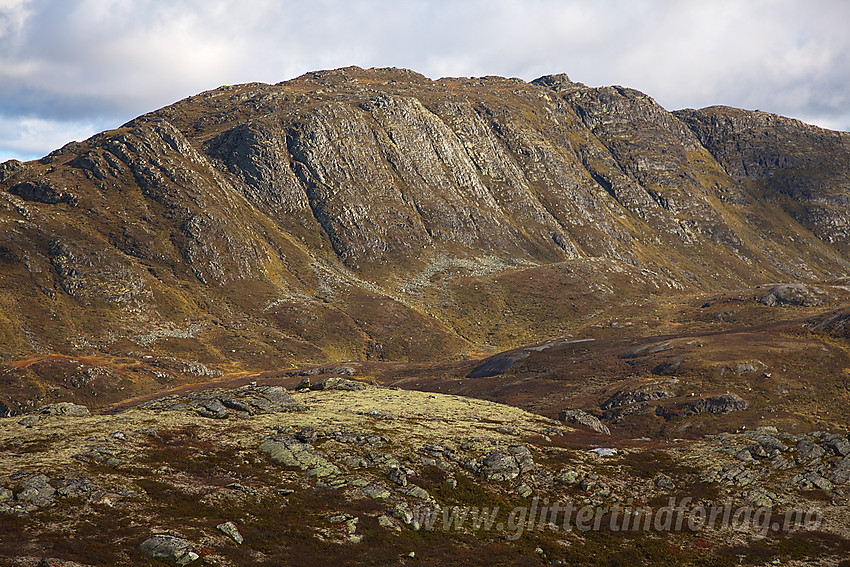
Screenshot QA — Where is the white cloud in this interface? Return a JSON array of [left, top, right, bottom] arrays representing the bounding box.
[[1, 0, 849, 160], [0, 0, 33, 40], [0, 114, 98, 161]]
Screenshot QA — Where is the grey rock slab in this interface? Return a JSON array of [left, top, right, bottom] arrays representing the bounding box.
[[478, 451, 520, 481], [829, 457, 850, 484], [796, 438, 826, 462], [558, 409, 611, 435], [822, 434, 850, 457], [139, 535, 199, 565], [684, 393, 749, 414], [217, 521, 244, 544], [15, 475, 55, 506], [362, 485, 391, 499], [309, 377, 366, 391], [35, 402, 90, 417]]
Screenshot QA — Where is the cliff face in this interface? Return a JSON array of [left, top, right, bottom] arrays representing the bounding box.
[[675, 106, 850, 251], [1, 66, 849, 411]]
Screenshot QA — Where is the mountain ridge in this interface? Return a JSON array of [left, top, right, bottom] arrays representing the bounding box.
[[1, 65, 849, 416]]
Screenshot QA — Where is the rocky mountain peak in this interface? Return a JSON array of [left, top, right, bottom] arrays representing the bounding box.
[[1, 65, 850, 415]]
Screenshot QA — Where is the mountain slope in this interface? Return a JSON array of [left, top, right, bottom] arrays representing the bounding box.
[[1, 66, 849, 414]]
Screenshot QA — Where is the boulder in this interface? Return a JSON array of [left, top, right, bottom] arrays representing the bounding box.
[[35, 403, 90, 417], [653, 473, 676, 490], [15, 475, 56, 507], [757, 284, 825, 307], [216, 521, 243, 544], [557, 409, 611, 435], [479, 451, 519, 481], [197, 399, 229, 419], [139, 535, 199, 565], [477, 445, 534, 481]]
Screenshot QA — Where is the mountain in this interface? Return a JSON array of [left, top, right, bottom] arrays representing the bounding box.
[[2, 66, 850, 566], [1, 66, 850, 416]]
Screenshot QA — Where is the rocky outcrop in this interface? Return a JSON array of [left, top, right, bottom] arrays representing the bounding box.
[[139, 535, 199, 566], [9, 179, 77, 206], [3, 381, 850, 565], [682, 393, 749, 415], [675, 106, 850, 254], [807, 306, 850, 338], [757, 284, 826, 307], [137, 384, 305, 416], [35, 403, 90, 417], [601, 385, 676, 410], [557, 409, 611, 435], [308, 376, 367, 391]]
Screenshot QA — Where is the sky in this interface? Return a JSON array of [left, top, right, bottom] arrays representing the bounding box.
[[1, 0, 849, 161]]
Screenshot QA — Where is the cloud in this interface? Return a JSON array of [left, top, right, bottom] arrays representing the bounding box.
[[0, 114, 97, 161], [1, 0, 848, 160]]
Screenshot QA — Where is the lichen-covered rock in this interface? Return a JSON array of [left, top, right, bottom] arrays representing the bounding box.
[[259, 437, 340, 477], [35, 403, 91, 417], [815, 433, 850, 457], [139, 535, 199, 565], [15, 475, 55, 507], [476, 445, 534, 481], [362, 485, 391, 499], [830, 457, 850, 484], [796, 437, 827, 462], [217, 521, 243, 544]]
